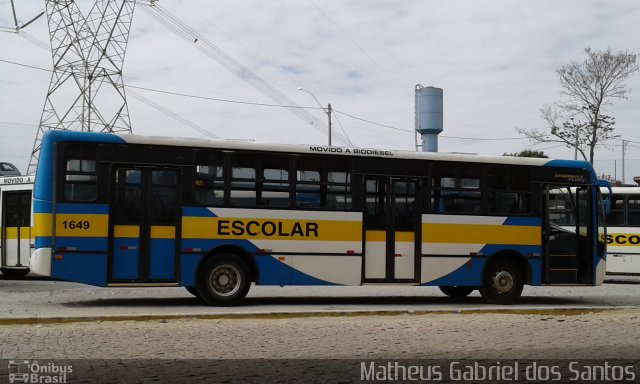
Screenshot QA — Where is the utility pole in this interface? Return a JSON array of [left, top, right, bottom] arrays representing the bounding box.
[[622, 139, 628, 184], [27, 0, 136, 174]]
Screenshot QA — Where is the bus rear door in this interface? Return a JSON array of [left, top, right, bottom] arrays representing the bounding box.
[[1, 189, 32, 276], [108, 166, 180, 284]]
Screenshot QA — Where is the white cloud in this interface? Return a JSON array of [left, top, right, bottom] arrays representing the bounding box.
[[1, 0, 639, 180]]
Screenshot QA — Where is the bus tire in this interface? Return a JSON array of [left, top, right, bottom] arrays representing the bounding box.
[[0, 268, 30, 279], [439, 286, 474, 299], [197, 254, 251, 306], [184, 286, 201, 298], [479, 259, 523, 305]]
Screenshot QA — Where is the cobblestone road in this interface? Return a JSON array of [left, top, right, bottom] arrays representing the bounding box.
[[1, 309, 639, 360]]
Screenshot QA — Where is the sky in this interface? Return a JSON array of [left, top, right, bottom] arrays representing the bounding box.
[[1, 0, 640, 182]]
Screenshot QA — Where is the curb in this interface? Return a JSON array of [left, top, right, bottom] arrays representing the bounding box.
[[0, 306, 633, 325]]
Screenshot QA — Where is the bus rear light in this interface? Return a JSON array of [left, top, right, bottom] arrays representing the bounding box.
[[346, 250, 355, 255], [54, 254, 63, 260]]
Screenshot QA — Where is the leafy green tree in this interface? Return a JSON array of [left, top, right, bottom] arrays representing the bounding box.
[[503, 149, 548, 158]]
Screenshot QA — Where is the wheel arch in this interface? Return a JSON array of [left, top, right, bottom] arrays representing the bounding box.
[[197, 245, 258, 283], [483, 250, 532, 285]]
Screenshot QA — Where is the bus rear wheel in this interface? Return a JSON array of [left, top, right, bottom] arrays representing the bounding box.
[[197, 254, 251, 306], [439, 286, 474, 299], [479, 259, 524, 305]]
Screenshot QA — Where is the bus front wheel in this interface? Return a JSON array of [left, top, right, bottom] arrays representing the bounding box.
[[439, 286, 474, 299], [479, 259, 524, 305], [197, 254, 251, 306]]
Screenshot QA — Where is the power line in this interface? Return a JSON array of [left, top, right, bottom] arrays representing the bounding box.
[[308, 0, 408, 95], [1, 57, 572, 145], [0, 58, 49, 72], [139, 2, 354, 146], [127, 84, 320, 110]]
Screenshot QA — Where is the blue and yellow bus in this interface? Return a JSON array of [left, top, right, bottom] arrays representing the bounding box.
[[31, 130, 608, 305]]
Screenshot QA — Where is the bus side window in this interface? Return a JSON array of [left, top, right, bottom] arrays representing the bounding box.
[[431, 168, 481, 214], [326, 165, 352, 210], [487, 166, 531, 215], [195, 152, 225, 206], [606, 195, 626, 226], [261, 156, 291, 208], [296, 158, 321, 208], [64, 158, 97, 202], [627, 195, 640, 226]]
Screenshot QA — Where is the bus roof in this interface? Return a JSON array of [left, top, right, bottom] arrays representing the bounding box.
[[41, 129, 594, 170]]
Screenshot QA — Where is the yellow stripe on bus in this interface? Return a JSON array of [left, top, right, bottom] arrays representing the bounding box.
[[423, 223, 540, 245], [5, 226, 30, 239], [114, 225, 140, 238], [34, 213, 52, 237], [55, 214, 108, 238], [151, 226, 175, 239], [395, 231, 414, 242], [365, 230, 385, 242], [182, 217, 362, 241]]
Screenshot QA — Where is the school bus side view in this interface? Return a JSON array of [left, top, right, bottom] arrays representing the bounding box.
[[602, 187, 640, 275], [31, 130, 608, 305]]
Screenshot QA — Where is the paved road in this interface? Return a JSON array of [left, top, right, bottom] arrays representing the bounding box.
[[0, 308, 639, 383], [1, 275, 640, 322], [1, 276, 639, 383]]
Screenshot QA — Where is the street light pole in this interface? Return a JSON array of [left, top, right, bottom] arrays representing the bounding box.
[[298, 87, 332, 146]]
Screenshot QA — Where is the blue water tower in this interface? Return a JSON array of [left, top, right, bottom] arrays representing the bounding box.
[[415, 85, 443, 152]]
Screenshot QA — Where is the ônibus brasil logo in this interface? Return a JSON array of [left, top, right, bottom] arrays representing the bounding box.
[[7, 360, 72, 383]]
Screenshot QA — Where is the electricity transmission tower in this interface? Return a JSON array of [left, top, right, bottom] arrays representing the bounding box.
[[27, 0, 136, 174]]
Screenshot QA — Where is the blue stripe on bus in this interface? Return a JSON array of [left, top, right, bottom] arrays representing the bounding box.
[[149, 238, 176, 280], [55, 237, 108, 251], [255, 254, 337, 286], [33, 199, 52, 214], [55, 203, 109, 214], [112, 238, 139, 280], [503, 216, 541, 226], [479, 244, 541, 256], [425, 258, 486, 287], [182, 206, 217, 217], [51, 253, 107, 286]]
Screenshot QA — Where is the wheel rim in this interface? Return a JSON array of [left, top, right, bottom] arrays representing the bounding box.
[[490, 268, 515, 295], [208, 264, 242, 296]]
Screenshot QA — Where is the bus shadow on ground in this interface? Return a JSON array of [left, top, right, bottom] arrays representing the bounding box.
[[63, 294, 587, 309]]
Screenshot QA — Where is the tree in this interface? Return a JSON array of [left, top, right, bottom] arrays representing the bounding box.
[[503, 149, 548, 158], [517, 48, 639, 164]]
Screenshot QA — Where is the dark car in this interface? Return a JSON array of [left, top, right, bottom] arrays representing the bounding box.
[[0, 162, 21, 176]]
